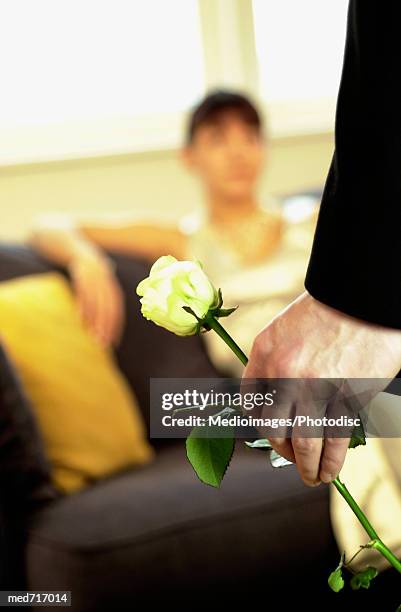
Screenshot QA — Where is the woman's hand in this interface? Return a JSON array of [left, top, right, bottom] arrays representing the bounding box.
[[68, 249, 125, 349]]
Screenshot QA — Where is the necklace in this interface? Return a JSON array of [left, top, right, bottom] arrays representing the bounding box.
[[212, 209, 284, 265]]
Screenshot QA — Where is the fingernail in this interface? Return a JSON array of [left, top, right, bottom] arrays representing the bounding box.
[[304, 479, 321, 487], [320, 472, 333, 484]]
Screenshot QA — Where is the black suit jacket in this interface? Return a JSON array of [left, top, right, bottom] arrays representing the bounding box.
[[305, 1, 401, 329]]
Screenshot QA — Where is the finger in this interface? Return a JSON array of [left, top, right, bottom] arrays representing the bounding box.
[[268, 437, 296, 464], [74, 275, 97, 330], [290, 379, 329, 486], [266, 387, 297, 464], [319, 437, 349, 484], [100, 281, 125, 347], [99, 283, 115, 346], [257, 380, 296, 460], [317, 387, 355, 483], [292, 435, 323, 487], [109, 283, 126, 347], [93, 281, 113, 347]]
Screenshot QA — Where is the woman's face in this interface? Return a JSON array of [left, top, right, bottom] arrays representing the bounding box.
[[183, 111, 266, 202]]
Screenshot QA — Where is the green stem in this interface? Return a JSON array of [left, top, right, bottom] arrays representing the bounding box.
[[205, 314, 248, 366], [206, 313, 401, 577], [332, 477, 379, 540], [372, 540, 401, 574], [345, 544, 372, 568], [333, 476, 401, 574]]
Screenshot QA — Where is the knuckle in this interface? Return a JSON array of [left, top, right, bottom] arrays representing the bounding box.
[[323, 437, 343, 450], [292, 437, 317, 455], [250, 335, 267, 360]]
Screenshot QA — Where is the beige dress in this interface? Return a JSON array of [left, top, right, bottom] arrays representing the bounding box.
[[183, 198, 317, 377], [183, 199, 401, 574]]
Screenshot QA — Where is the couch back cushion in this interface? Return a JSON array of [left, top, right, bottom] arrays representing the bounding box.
[[0, 243, 56, 282], [0, 272, 154, 493]]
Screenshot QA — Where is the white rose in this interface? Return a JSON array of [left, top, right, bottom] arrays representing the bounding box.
[[136, 255, 219, 336]]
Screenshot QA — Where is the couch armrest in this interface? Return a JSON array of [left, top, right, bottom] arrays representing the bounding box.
[[0, 341, 58, 588]]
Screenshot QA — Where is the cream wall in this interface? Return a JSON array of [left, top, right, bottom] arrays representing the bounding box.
[[0, 132, 333, 241]]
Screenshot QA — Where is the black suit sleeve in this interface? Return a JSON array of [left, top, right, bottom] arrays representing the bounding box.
[[304, 0, 401, 329]]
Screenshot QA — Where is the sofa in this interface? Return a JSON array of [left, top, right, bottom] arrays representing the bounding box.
[[0, 243, 400, 610]]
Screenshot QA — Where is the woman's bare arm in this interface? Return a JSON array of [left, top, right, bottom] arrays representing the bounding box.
[[29, 214, 188, 266], [28, 214, 188, 348]]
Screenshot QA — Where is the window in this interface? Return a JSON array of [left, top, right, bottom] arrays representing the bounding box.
[[0, 0, 204, 163], [252, 0, 349, 134], [0, 0, 351, 164]]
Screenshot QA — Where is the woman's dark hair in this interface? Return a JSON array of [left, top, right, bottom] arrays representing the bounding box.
[[186, 89, 263, 144]]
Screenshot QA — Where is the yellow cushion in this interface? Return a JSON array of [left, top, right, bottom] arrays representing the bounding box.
[[0, 272, 154, 493]]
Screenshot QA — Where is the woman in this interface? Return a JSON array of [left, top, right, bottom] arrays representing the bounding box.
[[29, 89, 318, 374]]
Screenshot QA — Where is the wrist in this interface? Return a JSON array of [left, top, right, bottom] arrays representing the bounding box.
[[68, 241, 115, 275]]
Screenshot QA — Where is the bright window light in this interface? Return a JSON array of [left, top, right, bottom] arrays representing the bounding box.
[[252, 0, 349, 102], [0, 0, 205, 128]]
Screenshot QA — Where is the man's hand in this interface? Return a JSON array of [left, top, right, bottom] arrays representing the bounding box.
[[243, 291, 401, 486], [68, 249, 125, 349]]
